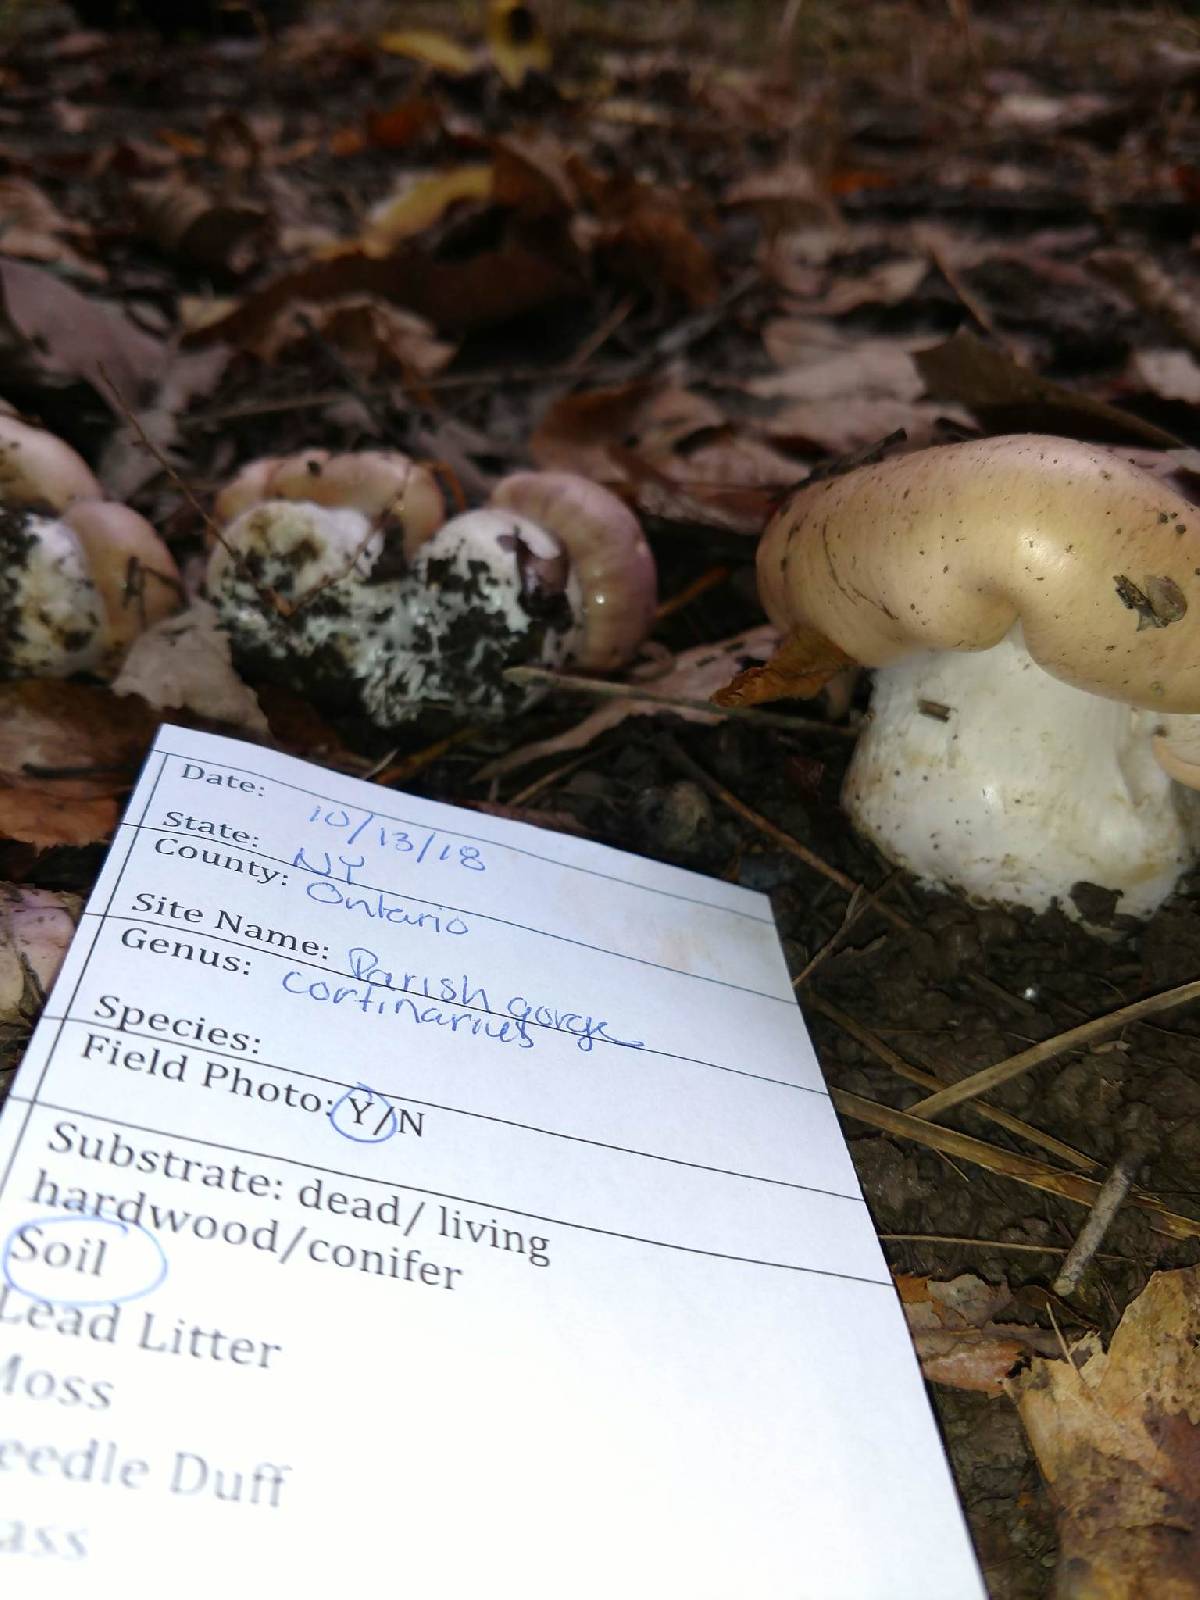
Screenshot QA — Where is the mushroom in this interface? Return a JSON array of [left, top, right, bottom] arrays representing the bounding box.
[[205, 453, 657, 726], [748, 434, 1200, 920], [0, 415, 180, 678]]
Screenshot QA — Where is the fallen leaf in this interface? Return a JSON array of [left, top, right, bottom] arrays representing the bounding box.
[[1128, 348, 1200, 405], [713, 625, 856, 708], [131, 178, 272, 277], [0, 256, 163, 409], [532, 379, 725, 480], [1091, 247, 1200, 359], [112, 601, 270, 736], [916, 328, 1186, 448], [182, 236, 583, 342], [477, 626, 779, 779], [0, 176, 103, 280], [377, 28, 477, 75], [485, 0, 552, 87], [803, 256, 929, 316], [0, 883, 80, 1025], [1008, 1266, 1200, 1599], [238, 296, 454, 378], [0, 681, 158, 848], [365, 96, 443, 150], [359, 165, 494, 256], [897, 1272, 1061, 1396], [724, 161, 837, 232], [748, 342, 925, 402]]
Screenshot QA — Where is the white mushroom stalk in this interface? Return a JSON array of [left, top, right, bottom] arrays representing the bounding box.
[[0, 415, 180, 678], [206, 453, 657, 726], [750, 434, 1200, 921]]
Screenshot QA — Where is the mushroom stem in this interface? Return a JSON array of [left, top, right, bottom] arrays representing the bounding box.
[[845, 628, 1200, 921]]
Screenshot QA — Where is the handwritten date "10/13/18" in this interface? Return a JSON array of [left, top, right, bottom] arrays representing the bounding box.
[[305, 805, 485, 872]]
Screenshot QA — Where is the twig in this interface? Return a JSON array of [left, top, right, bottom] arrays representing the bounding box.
[[503, 666, 857, 737], [907, 975, 1200, 1121], [97, 366, 291, 618], [652, 564, 731, 624], [1052, 1130, 1155, 1296], [508, 750, 597, 808], [808, 995, 1102, 1174], [832, 1088, 1200, 1241], [791, 886, 870, 987], [372, 726, 482, 788], [566, 295, 636, 370], [880, 1233, 1129, 1260]]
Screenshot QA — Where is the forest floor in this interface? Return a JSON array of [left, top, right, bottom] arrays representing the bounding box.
[[4, 4, 1200, 1594]]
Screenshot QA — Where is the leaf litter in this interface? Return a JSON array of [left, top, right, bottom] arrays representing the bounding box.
[[5, 5, 1200, 1594]]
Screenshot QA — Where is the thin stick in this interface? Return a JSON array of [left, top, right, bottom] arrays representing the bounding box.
[[504, 667, 857, 737], [908, 976, 1200, 1121], [791, 886, 869, 987], [1052, 1131, 1154, 1296], [880, 1233, 1129, 1260], [652, 564, 731, 624], [832, 1088, 1200, 1241], [373, 726, 481, 788], [808, 995, 1102, 1174], [508, 750, 596, 808], [97, 366, 290, 617]]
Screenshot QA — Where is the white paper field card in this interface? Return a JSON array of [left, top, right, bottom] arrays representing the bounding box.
[[0, 725, 983, 1598]]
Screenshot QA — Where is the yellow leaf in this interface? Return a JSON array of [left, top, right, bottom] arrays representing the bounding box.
[[377, 29, 477, 75], [360, 165, 494, 256], [485, 0, 551, 88]]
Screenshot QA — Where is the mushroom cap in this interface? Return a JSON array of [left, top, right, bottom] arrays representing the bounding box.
[[490, 471, 657, 671], [757, 434, 1200, 713], [0, 414, 101, 511], [215, 449, 444, 561], [63, 499, 180, 653]]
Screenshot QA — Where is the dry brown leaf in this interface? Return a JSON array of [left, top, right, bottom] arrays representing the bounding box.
[[769, 396, 965, 457], [748, 342, 925, 402], [804, 256, 929, 316], [486, 0, 552, 87], [476, 626, 778, 780], [713, 625, 856, 708], [492, 135, 578, 218], [0, 681, 159, 849], [531, 379, 724, 480], [0, 176, 103, 280], [359, 165, 494, 256], [131, 178, 272, 277], [239, 296, 454, 378], [365, 97, 444, 151], [0, 256, 163, 409], [0, 883, 81, 1022], [916, 329, 1186, 449], [112, 601, 269, 737], [724, 161, 837, 233], [897, 1273, 1061, 1396], [1090, 248, 1200, 359], [1008, 1266, 1200, 1599], [182, 237, 583, 342]]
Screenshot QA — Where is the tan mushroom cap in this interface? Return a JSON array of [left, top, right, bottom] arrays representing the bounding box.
[[489, 471, 657, 671], [215, 449, 445, 561], [0, 415, 101, 510], [757, 434, 1200, 714], [64, 500, 181, 657]]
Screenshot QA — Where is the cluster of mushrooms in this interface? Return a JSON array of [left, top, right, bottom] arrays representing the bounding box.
[[7, 409, 1200, 928]]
